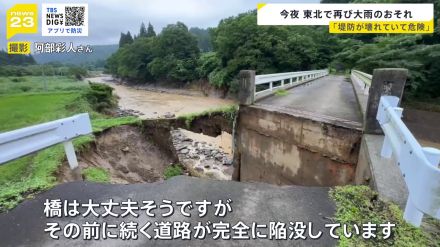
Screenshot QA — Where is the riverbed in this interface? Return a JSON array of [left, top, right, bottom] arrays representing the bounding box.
[[86, 75, 235, 119]]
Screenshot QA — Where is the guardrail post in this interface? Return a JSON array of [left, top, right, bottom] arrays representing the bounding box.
[[238, 70, 256, 105], [63, 141, 79, 169], [404, 196, 424, 226], [365, 68, 408, 134]]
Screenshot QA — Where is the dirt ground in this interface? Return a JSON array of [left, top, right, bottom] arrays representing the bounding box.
[[86, 75, 235, 119], [58, 125, 175, 184]]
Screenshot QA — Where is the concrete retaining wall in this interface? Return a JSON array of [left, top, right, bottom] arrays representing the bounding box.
[[235, 105, 362, 186], [355, 134, 408, 208]]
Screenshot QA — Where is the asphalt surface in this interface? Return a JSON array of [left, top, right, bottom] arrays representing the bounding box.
[[257, 75, 362, 125], [0, 176, 336, 246]]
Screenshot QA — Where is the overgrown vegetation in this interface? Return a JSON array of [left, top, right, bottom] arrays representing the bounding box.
[[330, 185, 438, 246], [83, 82, 117, 114], [164, 164, 183, 180], [177, 104, 238, 128], [82, 167, 110, 183]]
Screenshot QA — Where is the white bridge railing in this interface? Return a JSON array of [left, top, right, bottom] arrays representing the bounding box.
[[351, 69, 372, 95], [0, 113, 92, 169], [254, 69, 328, 100], [377, 96, 440, 227]]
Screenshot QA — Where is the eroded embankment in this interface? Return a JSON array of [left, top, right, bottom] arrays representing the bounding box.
[[58, 125, 177, 184], [58, 110, 235, 184]]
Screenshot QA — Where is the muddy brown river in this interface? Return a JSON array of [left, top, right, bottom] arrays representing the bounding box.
[[87, 75, 235, 119]]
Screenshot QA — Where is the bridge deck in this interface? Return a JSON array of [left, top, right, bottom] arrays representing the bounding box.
[[255, 75, 363, 128]]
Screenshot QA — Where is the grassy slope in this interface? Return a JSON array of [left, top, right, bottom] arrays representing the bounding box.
[[330, 186, 438, 247], [0, 76, 139, 211]]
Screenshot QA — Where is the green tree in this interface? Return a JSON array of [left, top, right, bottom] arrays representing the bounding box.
[[139, 22, 148, 38], [189, 27, 213, 52], [107, 37, 155, 81], [68, 66, 88, 80], [146, 22, 156, 37], [149, 22, 200, 82], [118, 32, 134, 47], [107, 22, 199, 83]]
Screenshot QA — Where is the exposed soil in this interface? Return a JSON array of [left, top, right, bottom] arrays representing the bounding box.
[[58, 125, 176, 184]]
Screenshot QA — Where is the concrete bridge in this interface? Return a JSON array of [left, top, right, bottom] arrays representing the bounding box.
[[234, 68, 408, 199]]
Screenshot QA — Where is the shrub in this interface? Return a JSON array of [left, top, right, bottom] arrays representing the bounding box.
[[82, 167, 110, 183], [68, 66, 88, 80], [164, 165, 183, 179], [11, 77, 26, 83], [19, 86, 32, 92], [83, 82, 116, 113]]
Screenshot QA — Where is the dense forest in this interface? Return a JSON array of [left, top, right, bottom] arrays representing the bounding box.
[[106, 0, 440, 103], [0, 51, 36, 66]]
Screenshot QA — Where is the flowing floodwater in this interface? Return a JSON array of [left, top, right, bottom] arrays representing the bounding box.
[[87, 75, 235, 119]]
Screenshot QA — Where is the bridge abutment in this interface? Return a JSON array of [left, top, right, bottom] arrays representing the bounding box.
[[234, 68, 409, 190], [234, 104, 362, 186]]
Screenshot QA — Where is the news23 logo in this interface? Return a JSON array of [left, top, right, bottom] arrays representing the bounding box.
[[5, 4, 38, 54], [6, 3, 38, 40]]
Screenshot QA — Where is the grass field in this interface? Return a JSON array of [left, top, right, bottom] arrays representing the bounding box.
[[0, 76, 88, 95], [0, 75, 139, 211], [0, 93, 85, 131]]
